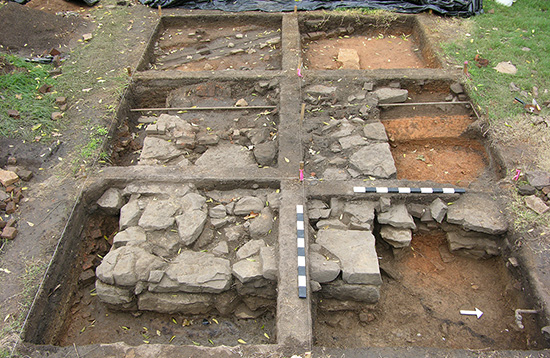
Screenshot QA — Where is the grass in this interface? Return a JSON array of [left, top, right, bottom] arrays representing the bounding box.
[[441, 0, 550, 121], [0, 55, 59, 141]]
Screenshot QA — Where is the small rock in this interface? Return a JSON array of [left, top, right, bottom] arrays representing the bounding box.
[[429, 198, 448, 223], [0, 169, 19, 186], [373, 88, 408, 104], [227, 42, 235, 48], [212, 241, 229, 256], [1, 226, 17, 240], [55, 97, 67, 105], [522, 47, 531, 52], [235, 33, 244, 39], [509, 82, 520, 92], [204, 63, 214, 71], [51, 112, 63, 121], [16, 168, 33, 182], [450, 82, 464, 95], [363, 82, 374, 91], [518, 185, 536, 196], [494, 61, 517, 75], [524, 195, 549, 215], [7, 109, 20, 119], [235, 98, 248, 107], [337, 48, 360, 69], [82, 33, 93, 42]]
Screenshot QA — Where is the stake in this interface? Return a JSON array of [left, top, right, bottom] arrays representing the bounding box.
[[378, 101, 470, 107]]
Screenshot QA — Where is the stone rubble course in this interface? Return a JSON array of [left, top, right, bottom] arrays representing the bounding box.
[[95, 185, 278, 315]]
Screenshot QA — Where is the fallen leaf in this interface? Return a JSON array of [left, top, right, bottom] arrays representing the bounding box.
[[169, 335, 176, 343], [237, 339, 247, 344], [284, 157, 290, 163], [212, 318, 219, 324], [192, 341, 200, 346], [264, 332, 270, 339], [0, 268, 12, 274]]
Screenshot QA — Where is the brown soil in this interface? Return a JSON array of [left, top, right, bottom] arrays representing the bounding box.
[[391, 138, 488, 186], [0, 2, 90, 56], [60, 290, 276, 347], [303, 36, 427, 70], [153, 23, 281, 71], [314, 231, 544, 350]]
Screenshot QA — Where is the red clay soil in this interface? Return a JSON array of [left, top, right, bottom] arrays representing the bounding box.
[[391, 139, 488, 186], [303, 36, 427, 70], [383, 115, 474, 141]]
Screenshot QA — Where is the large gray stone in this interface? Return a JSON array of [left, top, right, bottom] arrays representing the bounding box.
[[249, 208, 274, 239], [175, 210, 207, 246], [96, 246, 165, 287], [374, 88, 408, 104], [138, 291, 213, 314], [306, 85, 337, 97], [447, 230, 501, 258], [446, 194, 507, 235], [138, 199, 178, 231], [430, 198, 448, 223], [146, 230, 182, 257], [179, 192, 206, 212], [310, 252, 340, 283], [119, 197, 142, 230], [139, 137, 184, 163], [363, 121, 388, 142], [154, 251, 232, 293], [525, 195, 550, 215], [259, 246, 277, 281], [379, 225, 412, 248], [323, 167, 350, 180], [316, 218, 348, 230], [97, 188, 124, 215], [266, 192, 281, 210], [112, 226, 147, 249], [253, 141, 278, 166], [248, 128, 271, 145], [95, 280, 134, 306], [526, 171, 550, 189], [377, 204, 416, 230], [224, 224, 248, 242], [236, 239, 266, 260], [339, 135, 367, 150], [343, 201, 377, 230], [209, 204, 227, 219], [234, 196, 264, 215], [320, 279, 380, 303], [308, 200, 331, 220], [232, 258, 264, 283], [316, 229, 381, 285], [349, 143, 397, 178], [195, 143, 256, 168]]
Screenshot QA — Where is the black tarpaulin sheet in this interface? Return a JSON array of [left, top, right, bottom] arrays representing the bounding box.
[[140, 0, 483, 17]]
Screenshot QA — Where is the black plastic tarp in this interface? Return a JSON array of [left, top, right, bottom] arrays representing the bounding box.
[[140, 0, 483, 17]]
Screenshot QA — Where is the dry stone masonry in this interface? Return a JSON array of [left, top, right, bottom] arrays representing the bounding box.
[[95, 184, 279, 317]]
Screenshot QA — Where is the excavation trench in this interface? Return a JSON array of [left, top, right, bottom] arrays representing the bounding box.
[[19, 12, 550, 355]]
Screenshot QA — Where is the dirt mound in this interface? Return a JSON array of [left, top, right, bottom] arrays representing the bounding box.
[[0, 2, 89, 56]]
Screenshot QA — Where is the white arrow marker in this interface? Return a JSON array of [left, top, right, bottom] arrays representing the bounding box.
[[460, 308, 483, 319]]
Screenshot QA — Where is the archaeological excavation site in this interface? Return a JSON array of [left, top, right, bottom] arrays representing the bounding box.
[[17, 12, 550, 357]]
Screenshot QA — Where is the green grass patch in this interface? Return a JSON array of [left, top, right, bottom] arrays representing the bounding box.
[[0, 55, 59, 140], [442, 0, 550, 121]]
